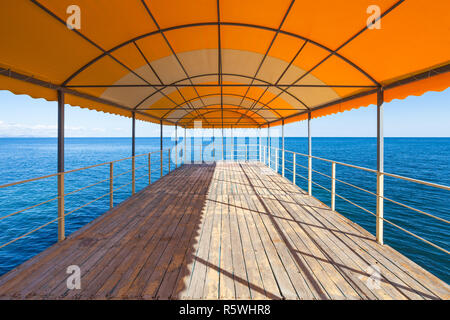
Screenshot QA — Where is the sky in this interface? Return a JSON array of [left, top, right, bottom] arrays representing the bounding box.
[[0, 88, 449, 138]]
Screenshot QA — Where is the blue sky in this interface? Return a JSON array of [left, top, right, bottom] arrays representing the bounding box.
[[0, 88, 449, 137]]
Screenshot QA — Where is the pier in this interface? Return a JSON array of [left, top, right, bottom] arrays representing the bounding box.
[[0, 161, 447, 300], [0, 1, 449, 300]]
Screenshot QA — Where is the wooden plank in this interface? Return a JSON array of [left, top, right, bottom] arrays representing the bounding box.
[[283, 186, 407, 299], [237, 194, 282, 299], [227, 192, 251, 299], [218, 193, 236, 299], [0, 188, 163, 298], [297, 194, 442, 299], [183, 187, 218, 299]]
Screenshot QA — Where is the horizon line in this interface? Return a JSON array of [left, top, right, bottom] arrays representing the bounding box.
[[1, 136, 449, 139]]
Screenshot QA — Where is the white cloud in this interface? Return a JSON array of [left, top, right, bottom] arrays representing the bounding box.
[[0, 121, 105, 137]]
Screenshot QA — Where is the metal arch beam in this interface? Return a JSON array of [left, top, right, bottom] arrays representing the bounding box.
[[261, 0, 405, 122], [181, 109, 261, 127], [265, 63, 450, 126], [262, 0, 405, 108], [67, 83, 376, 88], [236, 36, 308, 125], [236, 0, 295, 113], [132, 72, 309, 110], [155, 93, 286, 119], [135, 40, 206, 124], [179, 108, 262, 125], [133, 41, 181, 109], [217, 0, 224, 132], [139, 0, 211, 125], [29, 0, 152, 90], [29, 0, 197, 127], [0, 67, 176, 126], [176, 103, 266, 124], [60, 22, 379, 89]]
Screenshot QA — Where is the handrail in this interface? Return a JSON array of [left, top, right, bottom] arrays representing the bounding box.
[[266, 144, 450, 255], [1, 142, 448, 262], [282, 147, 450, 191], [0, 149, 169, 190], [0, 143, 255, 252], [0, 147, 175, 249]]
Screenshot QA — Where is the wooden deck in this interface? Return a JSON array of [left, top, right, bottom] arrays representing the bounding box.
[[0, 161, 448, 300]]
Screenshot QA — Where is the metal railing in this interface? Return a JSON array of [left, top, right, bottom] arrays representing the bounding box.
[[1, 141, 448, 261], [261, 145, 450, 255], [0, 148, 175, 248], [0, 142, 256, 251]]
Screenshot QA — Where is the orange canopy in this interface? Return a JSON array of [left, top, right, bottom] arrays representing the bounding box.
[[0, 0, 449, 128]]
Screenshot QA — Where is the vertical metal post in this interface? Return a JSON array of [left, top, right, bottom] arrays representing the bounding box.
[[168, 149, 171, 172], [160, 120, 163, 178], [263, 146, 266, 164], [267, 124, 271, 168], [213, 126, 215, 162], [293, 153, 296, 185], [132, 112, 136, 195], [282, 120, 285, 177], [148, 153, 151, 184], [220, 127, 223, 161], [57, 90, 65, 242], [231, 126, 234, 161], [275, 148, 279, 173], [110, 162, 114, 209], [308, 112, 312, 196], [259, 127, 262, 162], [184, 127, 187, 164], [175, 124, 178, 168], [200, 129, 203, 163], [331, 162, 336, 211], [376, 88, 385, 245]]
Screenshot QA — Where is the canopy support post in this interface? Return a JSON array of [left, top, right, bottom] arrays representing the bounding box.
[[282, 119, 285, 177], [57, 90, 65, 242], [267, 124, 271, 168], [132, 113, 136, 157], [160, 120, 163, 178], [222, 127, 225, 161], [376, 88, 385, 245], [308, 112, 312, 196], [212, 126, 215, 162], [184, 127, 187, 165], [259, 127, 262, 163], [175, 124, 178, 168], [131, 112, 136, 195], [231, 125, 234, 161]]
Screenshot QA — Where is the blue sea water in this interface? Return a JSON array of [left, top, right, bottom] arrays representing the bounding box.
[[0, 137, 448, 284]]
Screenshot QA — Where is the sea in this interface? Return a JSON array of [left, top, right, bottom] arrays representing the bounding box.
[[0, 137, 448, 284]]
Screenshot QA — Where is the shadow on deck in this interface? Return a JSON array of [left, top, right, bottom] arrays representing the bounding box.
[[0, 162, 448, 300]]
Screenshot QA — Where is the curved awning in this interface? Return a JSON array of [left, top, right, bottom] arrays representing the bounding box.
[[0, 0, 449, 128]]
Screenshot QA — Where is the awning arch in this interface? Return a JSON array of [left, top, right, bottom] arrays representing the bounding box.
[[0, 0, 448, 128]]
